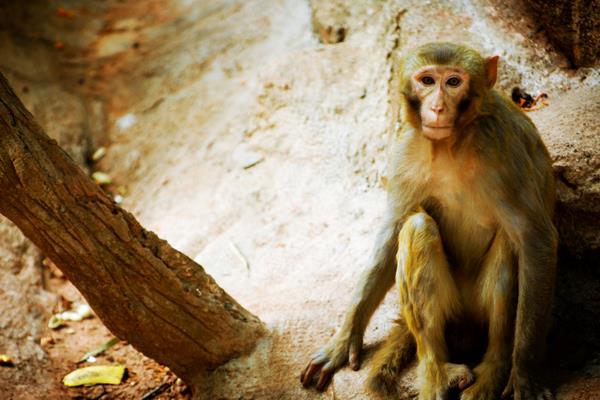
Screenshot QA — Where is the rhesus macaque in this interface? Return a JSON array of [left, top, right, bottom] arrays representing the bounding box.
[[301, 42, 557, 400]]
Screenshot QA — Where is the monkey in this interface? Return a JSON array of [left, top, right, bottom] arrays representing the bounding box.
[[300, 42, 557, 400]]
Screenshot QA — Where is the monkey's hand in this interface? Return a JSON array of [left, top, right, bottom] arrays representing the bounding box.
[[501, 368, 554, 400], [300, 331, 363, 391]]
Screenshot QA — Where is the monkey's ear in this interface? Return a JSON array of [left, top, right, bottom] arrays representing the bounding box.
[[485, 55, 499, 88]]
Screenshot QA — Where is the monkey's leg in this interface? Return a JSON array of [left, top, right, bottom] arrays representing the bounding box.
[[396, 212, 473, 400], [461, 233, 515, 400], [367, 318, 415, 396]]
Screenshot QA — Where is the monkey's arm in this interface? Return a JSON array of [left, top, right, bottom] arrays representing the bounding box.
[[503, 212, 557, 399], [345, 217, 401, 334], [484, 162, 557, 399], [300, 217, 399, 390], [300, 129, 423, 391]]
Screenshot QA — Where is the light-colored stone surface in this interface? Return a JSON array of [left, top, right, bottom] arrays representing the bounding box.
[[530, 87, 600, 254]]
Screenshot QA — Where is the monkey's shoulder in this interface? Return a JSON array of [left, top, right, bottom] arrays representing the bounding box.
[[471, 91, 548, 159]]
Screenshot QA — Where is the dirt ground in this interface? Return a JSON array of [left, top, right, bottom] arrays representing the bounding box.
[[0, 0, 598, 399]]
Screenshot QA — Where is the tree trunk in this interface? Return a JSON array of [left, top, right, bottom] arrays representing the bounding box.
[[0, 73, 265, 391]]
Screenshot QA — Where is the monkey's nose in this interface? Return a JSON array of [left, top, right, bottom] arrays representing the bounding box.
[[431, 105, 444, 114]]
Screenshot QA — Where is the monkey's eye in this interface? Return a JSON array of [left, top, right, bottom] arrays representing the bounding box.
[[420, 76, 435, 85], [446, 77, 462, 87]]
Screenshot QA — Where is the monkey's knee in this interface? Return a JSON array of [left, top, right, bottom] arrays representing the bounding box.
[[396, 211, 443, 282], [401, 211, 440, 241]]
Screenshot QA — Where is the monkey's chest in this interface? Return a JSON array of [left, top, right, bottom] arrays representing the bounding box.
[[425, 174, 497, 270]]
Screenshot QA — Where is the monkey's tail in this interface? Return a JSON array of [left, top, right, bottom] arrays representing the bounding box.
[[367, 319, 416, 396]]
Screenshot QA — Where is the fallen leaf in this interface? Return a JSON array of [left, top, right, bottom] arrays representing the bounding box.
[[49, 303, 94, 329], [63, 365, 126, 387], [91, 147, 107, 162], [0, 355, 14, 367], [91, 171, 112, 185]]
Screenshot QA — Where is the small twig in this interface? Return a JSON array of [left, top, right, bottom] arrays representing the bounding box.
[[229, 240, 250, 276], [78, 337, 119, 363], [141, 382, 170, 400]]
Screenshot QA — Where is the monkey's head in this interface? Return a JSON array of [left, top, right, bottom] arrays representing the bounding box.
[[399, 42, 498, 141]]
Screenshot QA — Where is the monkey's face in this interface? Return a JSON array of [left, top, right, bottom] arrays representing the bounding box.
[[411, 66, 470, 140]]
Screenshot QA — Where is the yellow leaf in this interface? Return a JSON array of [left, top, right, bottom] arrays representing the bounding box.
[[63, 365, 126, 387]]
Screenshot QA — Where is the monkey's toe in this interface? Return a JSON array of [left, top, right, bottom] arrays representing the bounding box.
[[445, 363, 474, 390]]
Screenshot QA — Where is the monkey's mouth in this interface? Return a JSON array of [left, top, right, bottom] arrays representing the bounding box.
[[424, 124, 452, 129], [422, 124, 453, 140]]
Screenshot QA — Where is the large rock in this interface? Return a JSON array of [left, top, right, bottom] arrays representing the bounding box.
[[530, 86, 600, 259], [525, 0, 600, 67], [530, 87, 600, 383], [0, 1, 103, 165]]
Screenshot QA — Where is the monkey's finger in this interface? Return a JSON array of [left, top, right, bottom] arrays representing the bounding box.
[[541, 389, 554, 400], [349, 341, 362, 370], [300, 363, 309, 383], [501, 382, 514, 399], [315, 366, 335, 391], [513, 389, 521, 400], [348, 351, 360, 370], [301, 362, 322, 387], [457, 370, 474, 390]]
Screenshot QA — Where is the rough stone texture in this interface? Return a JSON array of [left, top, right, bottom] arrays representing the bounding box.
[[530, 88, 600, 381], [525, 0, 600, 67], [530, 87, 600, 258], [0, 1, 106, 165], [0, 215, 57, 398], [0, 0, 598, 399], [0, 2, 94, 397]]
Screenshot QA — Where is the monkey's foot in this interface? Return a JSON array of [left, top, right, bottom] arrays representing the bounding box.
[[418, 362, 474, 400], [368, 364, 400, 397], [501, 369, 554, 400], [444, 363, 474, 390], [460, 364, 506, 400], [300, 332, 363, 391], [460, 362, 508, 400], [367, 322, 416, 396]]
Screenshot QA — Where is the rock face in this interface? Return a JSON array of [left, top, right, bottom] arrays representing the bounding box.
[[531, 87, 600, 258], [530, 88, 600, 380], [0, 2, 110, 164], [525, 0, 600, 67]]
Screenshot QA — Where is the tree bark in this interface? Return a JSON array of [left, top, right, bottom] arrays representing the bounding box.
[[0, 73, 265, 390]]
